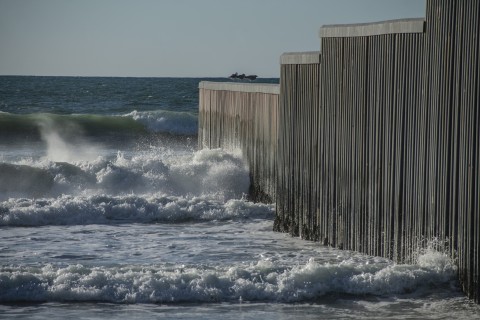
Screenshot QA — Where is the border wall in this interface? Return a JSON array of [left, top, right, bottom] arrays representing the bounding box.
[[275, 52, 321, 239], [198, 0, 479, 302], [198, 82, 279, 202], [315, 19, 425, 259], [422, 0, 480, 300]]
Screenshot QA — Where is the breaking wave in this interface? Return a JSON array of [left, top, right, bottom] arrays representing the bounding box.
[[0, 148, 266, 226], [0, 249, 457, 303], [0, 110, 198, 143]]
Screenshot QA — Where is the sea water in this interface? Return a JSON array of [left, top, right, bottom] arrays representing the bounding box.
[[0, 76, 479, 319]]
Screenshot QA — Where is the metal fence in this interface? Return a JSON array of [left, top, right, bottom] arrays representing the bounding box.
[[198, 0, 479, 303], [315, 22, 425, 259], [422, 0, 480, 301], [198, 82, 279, 202], [275, 0, 479, 302], [274, 52, 321, 239]]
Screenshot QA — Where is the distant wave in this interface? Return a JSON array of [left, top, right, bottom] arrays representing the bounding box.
[[0, 110, 198, 142], [0, 249, 457, 303], [124, 110, 198, 135]]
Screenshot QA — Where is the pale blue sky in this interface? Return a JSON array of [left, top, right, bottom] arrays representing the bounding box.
[[0, 0, 426, 77]]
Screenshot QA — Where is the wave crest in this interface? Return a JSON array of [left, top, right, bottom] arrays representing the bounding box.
[[125, 110, 198, 135], [0, 110, 198, 144], [0, 252, 457, 303], [0, 148, 268, 226], [0, 194, 274, 226]]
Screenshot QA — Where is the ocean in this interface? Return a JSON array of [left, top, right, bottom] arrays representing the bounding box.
[[0, 76, 479, 319]]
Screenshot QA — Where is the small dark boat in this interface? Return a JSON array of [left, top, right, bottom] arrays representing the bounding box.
[[229, 73, 257, 81]]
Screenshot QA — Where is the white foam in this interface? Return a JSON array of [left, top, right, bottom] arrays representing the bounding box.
[[0, 147, 251, 203], [169, 148, 250, 201], [0, 194, 274, 226], [0, 251, 458, 303]]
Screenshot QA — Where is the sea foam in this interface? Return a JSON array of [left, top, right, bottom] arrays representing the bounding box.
[[0, 250, 458, 303], [0, 148, 269, 226], [0, 194, 274, 226]]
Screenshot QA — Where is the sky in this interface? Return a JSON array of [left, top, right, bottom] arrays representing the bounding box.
[[0, 0, 426, 78]]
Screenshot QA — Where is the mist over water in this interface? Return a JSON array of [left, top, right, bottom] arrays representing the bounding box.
[[1, 76, 479, 320], [37, 116, 102, 162]]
